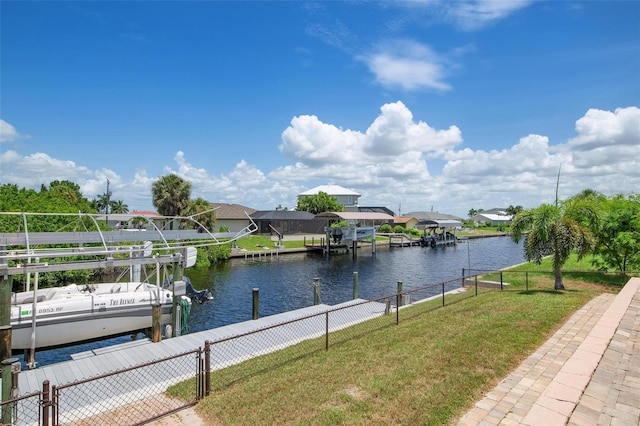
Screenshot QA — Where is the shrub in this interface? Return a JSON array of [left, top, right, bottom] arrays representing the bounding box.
[[379, 224, 393, 233]]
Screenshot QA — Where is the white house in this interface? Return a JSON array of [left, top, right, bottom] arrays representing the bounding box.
[[297, 184, 361, 210], [471, 213, 513, 227]]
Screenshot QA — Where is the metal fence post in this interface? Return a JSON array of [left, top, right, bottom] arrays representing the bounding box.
[[204, 340, 211, 396], [325, 312, 329, 350], [396, 281, 402, 325], [475, 275, 478, 296], [199, 348, 205, 400], [42, 380, 50, 426], [500, 271, 503, 290], [442, 282, 445, 306], [51, 385, 58, 426]]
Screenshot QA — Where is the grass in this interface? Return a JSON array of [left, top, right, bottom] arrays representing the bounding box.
[[233, 235, 307, 251], [166, 256, 626, 425]]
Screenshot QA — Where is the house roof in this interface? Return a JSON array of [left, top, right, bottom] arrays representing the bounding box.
[[210, 203, 256, 219], [298, 184, 361, 197], [405, 211, 464, 221], [394, 216, 416, 224], [472, 213, 513, 222], [417, 219, 463, 228], [251, 210, 316, 220]]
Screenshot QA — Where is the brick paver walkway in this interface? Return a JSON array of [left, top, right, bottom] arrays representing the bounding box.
[[458, 278, 640, 426]]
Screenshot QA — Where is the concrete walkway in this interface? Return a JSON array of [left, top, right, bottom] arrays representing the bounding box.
[[458, 277, 640, 426]]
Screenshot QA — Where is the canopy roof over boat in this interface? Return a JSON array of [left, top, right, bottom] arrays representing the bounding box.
[[315, 212, 394, 221], [417, 219, 462, 228]]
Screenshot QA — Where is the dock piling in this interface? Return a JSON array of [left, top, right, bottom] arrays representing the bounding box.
[[313, 278, 320, 305], [252, 288, 260, 320]]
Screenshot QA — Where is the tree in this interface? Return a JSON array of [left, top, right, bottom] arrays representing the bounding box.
[[94, 193, 111, 214], [591, 194, 640, 273], [109, 200, 129, 214], [151, 174, 192, 228], [296, 191, 344, 214], [510, 194, 599, 290], [506, 205, 523, 216], [185, 197, 216, 233], [468, 208, 478, 218]]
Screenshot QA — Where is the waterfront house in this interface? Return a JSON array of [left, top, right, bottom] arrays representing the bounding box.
[[298, 184, 361, 210]]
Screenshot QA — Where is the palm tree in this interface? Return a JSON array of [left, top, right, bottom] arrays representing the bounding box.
[[185, 197, 216, 233], [109, 200, 129, 214], [151, 174, 192, 229], [511, 195, 599, 290]]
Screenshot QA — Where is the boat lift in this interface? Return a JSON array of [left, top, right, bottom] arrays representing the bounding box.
[[0, 211, 257, 366]]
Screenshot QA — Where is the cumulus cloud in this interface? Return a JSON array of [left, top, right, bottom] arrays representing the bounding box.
[[2, 104, 638, 217], [359, 40, 453, 91], [0, 120, 31, 143], [0, 150, 92, 187], [556, 106, 640, 179], [280, 101, 462, 176]]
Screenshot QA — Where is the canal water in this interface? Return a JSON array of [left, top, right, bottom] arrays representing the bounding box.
[[22, 236, 525, 367]]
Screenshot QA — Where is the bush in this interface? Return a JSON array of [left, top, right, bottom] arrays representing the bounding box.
[[407, 228, 421, 237], [379, 224, 393, 233]]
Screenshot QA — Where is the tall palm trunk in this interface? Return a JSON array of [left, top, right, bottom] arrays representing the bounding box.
[[554, 268, 565, 290]]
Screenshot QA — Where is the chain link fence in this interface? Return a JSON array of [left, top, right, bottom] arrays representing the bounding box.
[[50, 348, 203, 426], [1, 390, 42, 426]]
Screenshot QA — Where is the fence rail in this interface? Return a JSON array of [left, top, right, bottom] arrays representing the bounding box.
[[2, 268, 633, 425]]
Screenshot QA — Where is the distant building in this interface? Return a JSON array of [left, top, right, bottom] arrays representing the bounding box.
[[405, 211, 464, 231], [470, 212, 513, 227], [298, 184, 361, 210], [250, 210, 326, 235], [210, 203, 256, 233], [393, 216, 419, 229], [405, 211, 463, 221]]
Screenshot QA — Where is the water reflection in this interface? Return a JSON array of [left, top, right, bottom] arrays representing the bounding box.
[[187, 236, 525, 331]]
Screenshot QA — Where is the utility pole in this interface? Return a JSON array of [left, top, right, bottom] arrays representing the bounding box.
[[106, 179, 110, 226]]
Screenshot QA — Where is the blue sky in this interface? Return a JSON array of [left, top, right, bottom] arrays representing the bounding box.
[[1, 1, 639, 218]]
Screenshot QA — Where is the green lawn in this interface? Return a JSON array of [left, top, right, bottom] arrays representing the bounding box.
[[234, 235, 307, 251], [168, 256, 625, 425]]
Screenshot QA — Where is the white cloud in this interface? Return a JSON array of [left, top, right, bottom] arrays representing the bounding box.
[[444, 0, 532, 31], [280, 101, 461, 173], [555, 106, 640, 180], [0, 150, 92, 187], [2, 104, 638, 217], [0, 120, 31, 143], [359, 40, 452, 91]]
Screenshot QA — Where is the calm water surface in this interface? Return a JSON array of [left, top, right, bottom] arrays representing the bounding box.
[[24, 236, 524, 366]]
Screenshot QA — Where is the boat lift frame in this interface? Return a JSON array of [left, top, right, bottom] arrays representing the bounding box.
[[0, 211, 258, 363]]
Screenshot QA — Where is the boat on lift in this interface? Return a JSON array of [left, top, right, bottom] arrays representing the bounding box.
[[0, 210, 257, 363], [10, 279, 187, 352]]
